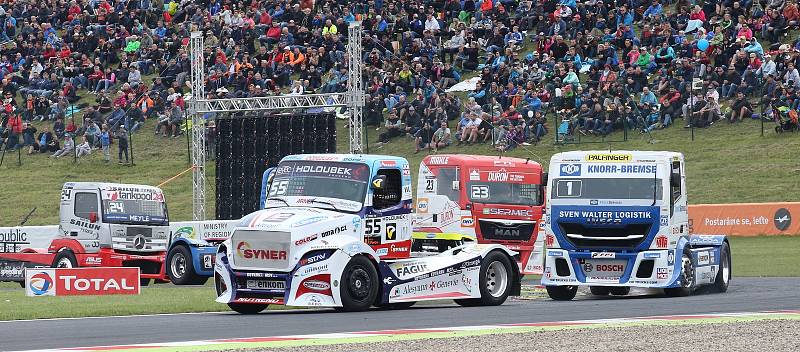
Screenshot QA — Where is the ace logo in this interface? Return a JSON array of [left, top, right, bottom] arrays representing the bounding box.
[[26, 267, 140, 297]]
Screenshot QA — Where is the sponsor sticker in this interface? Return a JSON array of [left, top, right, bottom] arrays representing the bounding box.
[[461, 216, 475, 227], [585, 154, 632, 162], [417, 198, 429, 213], [559, 164, 581, 176], [26, 268, 140, 297]]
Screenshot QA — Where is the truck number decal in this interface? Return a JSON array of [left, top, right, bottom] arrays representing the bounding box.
[[471, 185, 489, 199], [365, 218, 382, 235], [107, 202, 125, 213], [269, 180, 289, 197], [424, 179, 436, 193], [61, 189, 72, 201], [556, 180, 582, 197]]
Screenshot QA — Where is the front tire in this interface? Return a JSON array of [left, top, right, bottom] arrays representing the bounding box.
[[227, 303, 268, 314], [712, 242, 732, 293], [455, 251, 514, 307], [609, 287, 631, 296], [589, 286, 610, 296], [338, 255, 379, 312], [167, 245, 207, 285], [52, 250, 77, 268], [546, 285, 578, 301], [665, 249, 695, 297]]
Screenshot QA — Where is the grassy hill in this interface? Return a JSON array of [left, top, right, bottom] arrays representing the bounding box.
[[1, 116, 799, 226]]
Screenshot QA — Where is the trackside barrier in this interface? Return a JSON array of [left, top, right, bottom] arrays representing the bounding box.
[[688, 202, 800, 236]]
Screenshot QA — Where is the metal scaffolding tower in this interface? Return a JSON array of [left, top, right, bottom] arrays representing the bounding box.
[[187, 22, 364, 220], [346, 21, 365, 154], [188, 32, 207, 221]]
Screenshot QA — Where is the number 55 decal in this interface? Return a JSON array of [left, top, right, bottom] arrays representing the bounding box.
[[364, 218, 382, 235]]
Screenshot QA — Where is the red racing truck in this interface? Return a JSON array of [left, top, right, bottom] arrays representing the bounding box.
[[413, 155, 547, 274]]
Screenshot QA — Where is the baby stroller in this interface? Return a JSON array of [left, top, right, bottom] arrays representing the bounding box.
[[775, 107, 799, 133]]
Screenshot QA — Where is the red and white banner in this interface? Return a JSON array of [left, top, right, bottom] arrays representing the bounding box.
[[25, 267, 140, 297]]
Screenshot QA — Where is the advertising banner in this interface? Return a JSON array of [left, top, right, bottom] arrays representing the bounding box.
[[25, 267, 141, 297], [689, 203, 800, 236]]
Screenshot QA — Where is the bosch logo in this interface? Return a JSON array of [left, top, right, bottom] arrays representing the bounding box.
[[560, 164, 581, 176], [29, 272, 54, 296]]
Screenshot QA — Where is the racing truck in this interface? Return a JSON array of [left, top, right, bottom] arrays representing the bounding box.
[[165, 219, 239, 285], [413, 155, 546, 274], [215, 154, 521, 313], [541, 151, 732, 300], [0, 182, 170, 286]]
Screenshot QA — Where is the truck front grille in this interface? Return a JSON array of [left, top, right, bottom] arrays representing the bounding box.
[[112, 227, 167, 252], [478, 220, 535, 242], [558, 223, 652, 250]]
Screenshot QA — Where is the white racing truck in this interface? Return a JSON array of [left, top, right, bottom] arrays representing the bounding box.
[[214, 154, 521, 313], [541, 151, 731, 300], [0, 182, 170, 286]]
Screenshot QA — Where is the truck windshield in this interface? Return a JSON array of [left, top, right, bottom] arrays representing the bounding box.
[[103, 199, 168, 225], [551, 178, 663, 200], [468, 182, 541, 205], [266, 161, 370, 213]]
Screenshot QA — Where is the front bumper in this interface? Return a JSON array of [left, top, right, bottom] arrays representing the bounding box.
[[541, 249, 681, 288]]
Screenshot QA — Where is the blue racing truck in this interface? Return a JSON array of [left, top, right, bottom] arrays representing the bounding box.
[[541, 151, 731, 300]]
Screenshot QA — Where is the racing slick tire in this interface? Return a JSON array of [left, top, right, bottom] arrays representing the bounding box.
[[712, 242, 732, 293], [665, 248, 695, 297], [546, 285, 578, 301], [167, 245, 208, 285], [338, 255, 379, 312], [227, 303, 269, 314], [455, 251, 514, 307], [589, 286, 610, 296], [609, 287, 631, 296], [52, 250, 78, 268]]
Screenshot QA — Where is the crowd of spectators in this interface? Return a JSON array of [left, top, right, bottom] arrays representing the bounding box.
[[1, 0, 799, 162]]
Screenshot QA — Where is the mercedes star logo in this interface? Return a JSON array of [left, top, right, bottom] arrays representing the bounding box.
[[133, 235, 146, 250]]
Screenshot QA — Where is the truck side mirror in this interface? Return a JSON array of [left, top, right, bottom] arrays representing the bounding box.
[[541, 172, 549, 186], [371, 175, 387, 190], [89, 211, 98, 223], [451, 181, 459, 191], [670, 171, 680, 187]]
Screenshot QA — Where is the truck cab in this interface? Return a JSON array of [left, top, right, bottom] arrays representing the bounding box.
[[261, 154, 414, 258], [542, 151, 731, 300], [414, 155, 546, 273], [0, 182, 169, 285], [215, 154, 520, 313]]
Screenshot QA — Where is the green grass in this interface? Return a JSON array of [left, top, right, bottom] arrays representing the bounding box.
[[3, 116, 800, 226], [0, 282, 226, 320], [729, 236, 799, 277]]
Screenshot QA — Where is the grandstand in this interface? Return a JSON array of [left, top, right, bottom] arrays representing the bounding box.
[[1, 0, 799, 225]]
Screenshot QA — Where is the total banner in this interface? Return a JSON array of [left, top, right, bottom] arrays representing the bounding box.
[[688, 202, 800, 236], [25, 267, 141, 297]]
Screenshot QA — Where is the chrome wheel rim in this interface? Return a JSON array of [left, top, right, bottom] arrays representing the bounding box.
[[486, 261, 509, 298], [170, 252, 186, 279]]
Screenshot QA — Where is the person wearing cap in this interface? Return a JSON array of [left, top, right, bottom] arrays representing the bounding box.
[[51, 133, 74, 158]]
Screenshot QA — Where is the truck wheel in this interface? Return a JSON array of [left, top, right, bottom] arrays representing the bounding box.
[[227, 303, 268, 314], [52, 251, 77, 268], [456, 251, 514, 307], [609, 287, 631, 296], [665, 249, 695, 297], [167, 245, 207, 285], [712, 242, 732, 293], [589, 286, 610, 296], [338, 255, 379, 312], [546, 285, 578, 301]]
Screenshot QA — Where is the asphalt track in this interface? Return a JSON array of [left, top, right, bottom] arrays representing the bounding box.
[[1, 277, 798, 351]]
